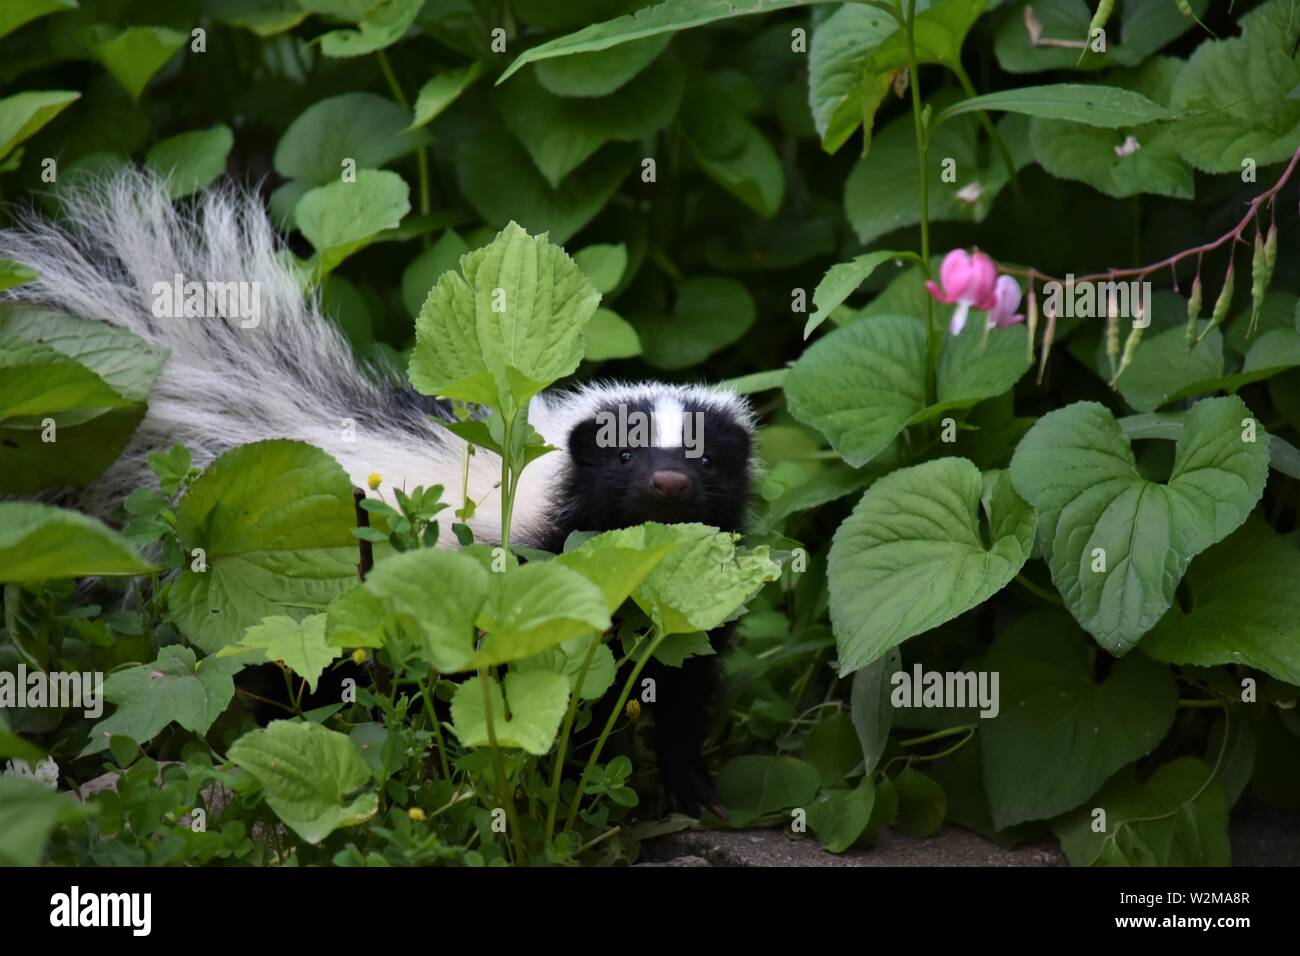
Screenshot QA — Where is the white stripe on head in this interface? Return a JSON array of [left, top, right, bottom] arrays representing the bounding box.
[[652, 395, 684, 448]]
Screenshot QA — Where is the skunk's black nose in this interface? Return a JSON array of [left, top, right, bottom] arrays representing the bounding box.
[[650, 470, 691, 498]]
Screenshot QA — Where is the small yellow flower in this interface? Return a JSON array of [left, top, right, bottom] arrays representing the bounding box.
[[625, 699, 642, 721], [351, 648, 367, 665], [367, 472, 382, 490], [408, 807, 427, 823]]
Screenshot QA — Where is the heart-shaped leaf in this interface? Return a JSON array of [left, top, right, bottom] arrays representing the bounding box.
[[449, 670, 570, 755], [787, 314, 1030, 467], [828, 459, 1035, 674], [1009, 396, 1270, 654], [981, 611, 1177, 829]]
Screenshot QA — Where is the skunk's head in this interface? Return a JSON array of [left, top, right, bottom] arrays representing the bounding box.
[[546, 383, 755, 542]]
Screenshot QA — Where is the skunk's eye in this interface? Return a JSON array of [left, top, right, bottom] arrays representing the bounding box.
[[699, 455, 712, 467], [619, 451, 634, 463]]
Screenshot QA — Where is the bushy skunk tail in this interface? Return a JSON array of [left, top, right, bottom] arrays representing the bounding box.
[[0, 169, 532, 543]]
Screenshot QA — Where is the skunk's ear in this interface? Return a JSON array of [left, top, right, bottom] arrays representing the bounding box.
[[566, 418, 603, 467]]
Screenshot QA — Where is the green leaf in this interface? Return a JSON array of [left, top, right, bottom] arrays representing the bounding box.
[[228, 720, 378, 844], [716, 754, 821, 827], [829, 461, 1035, 674], [1142, 519, 1300, 685], [0, 0, 77, 41], [513, 634, 617, 700], [634, 277, 755, 370], [318, 0, 421, 57], [803, 710, 861, 788], [449, 671, 570, 755], [1114, 325, 1224, 412], [807, 777, 876, 853], [0, 502, 153, 582], [582, 307, 641, 361], [846, 107, 1032, 245], [92, 26, 187, 100], [786, 314, 1030, 468], [274, 92, 431, 183], [807, 3, 896, 154], [296, 170, 410, 274], [1171, 0, 1300, 174], [994, 0, 1208, 74], [409, 221, 599, 408], [498, 0, 836, 84], [850, 647, 899, 775], [224, 614, 341, 693], [934, 84, 1171, 129], [892, 766, 946, 837], [361, 548, 487, 672], [1051, 758, 1230, 866], [324, 585, 388, 649], [408, 61, 484, 129], [981, 611, 1177, 829], [1009, 397, 1270, 654], [0, 777, 85, 867], [629, 524, 780, 636], [553, 523, 690, 612], [0, 259, 38, 292], [1029, 58, 1193, 200], [0, 90, 79, 162], [145, 125, 234, 199], [474, 563, 611, 666], [573, 243, 628, 295], [804, 251, 900, 338], [497, 54, 683, 187], [84, 645, 243, 754], [169, 440, 359, 652], [456, 130, 630, 245], [681, 79, 784, 217], [205, 0, 308, 37], [535, 33, 671, 97]]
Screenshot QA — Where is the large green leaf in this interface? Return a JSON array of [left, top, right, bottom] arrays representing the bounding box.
[[804, 251, 900, 338], [1171, 0, 1300, 174], [220, 614, 341, 693], [807, 777, 876, 853], [1051, 758, 1230, 866], [1142, 520, 1300, 685], [0, 502, 153, 582], [228, 720, 378, 844], [828, 460, 1035, 673], [0, 90, 79, 162], [144, 125, 234, 199], [786, 314, 1030, 467], [716, 754, 821, 827], [552, 523, 690, 612], [409, 221, 599, 408], [981, 611, 1177, 829], [474, 563, 611, 666], [360, 548, 487, 672], [296, 170, 411, 274], [84, 646, 244, 754], [633, 277, 755, 370], [456, 131, 630, 245], [92, 26, 187, 100], [169, 440, 359, 652], [449, 670, 570, 755], [408, 61, 483, 129], [1029, 58, 1192, 199], [807, 3, 896, 154], [1009, 397, 1270, 654], [534, 34, 671, 97], [680, 73, 784, 217], [934, 84, 1171, 129], [318, 0, 421, 57], [274, 92, 431, 183], [498, 54, 683, 187], [0, 777, 85, 867], [0, 0, 77, 41], [498, 0, 837, 84]]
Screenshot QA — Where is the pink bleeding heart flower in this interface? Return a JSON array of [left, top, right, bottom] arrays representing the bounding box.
[[925, 249, 998, 335], [985, 274, 1025, 329]]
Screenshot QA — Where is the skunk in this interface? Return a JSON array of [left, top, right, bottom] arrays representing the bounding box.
[[0, 169, 755, 816]]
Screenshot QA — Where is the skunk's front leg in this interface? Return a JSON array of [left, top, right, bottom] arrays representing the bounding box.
[[645, 626, 733, 819]]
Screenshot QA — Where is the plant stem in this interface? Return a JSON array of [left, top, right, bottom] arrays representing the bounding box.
[[902, 0, 937, 404], [948, 59, 1021, 201], [1014, 573, 1064, 606], [545, 634, 604, 845], [478, 665, 526, 863], [377, 49, 431, 237], [563, 630, 667, 834], [419, 674, 452, 779], [898, 724, 976, 748]]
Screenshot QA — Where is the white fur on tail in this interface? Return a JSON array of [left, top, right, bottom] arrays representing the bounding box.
[[0, 169, 540, 544]]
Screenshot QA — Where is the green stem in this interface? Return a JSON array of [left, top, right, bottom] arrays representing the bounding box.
[[1177, 698, 1225, 710], [902, 0, 936, 404], [377, 49, 431, 239], [564, 630, 667, 834], [479, 665, 526, 864], [420, 674, 452, 779], [948, 59, 1021, 201], [546, 634, 604, 845], [898, 724, 976, 748], [1014, 573, 1064, 606]]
